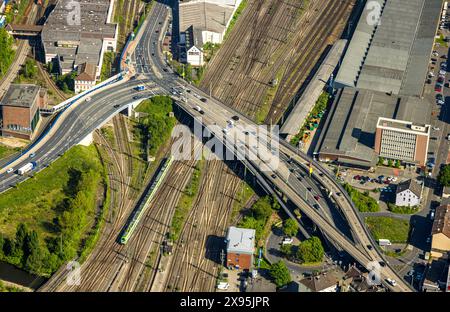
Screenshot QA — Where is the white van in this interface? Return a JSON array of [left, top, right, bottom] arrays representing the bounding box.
[[217, 282, 229, 290]]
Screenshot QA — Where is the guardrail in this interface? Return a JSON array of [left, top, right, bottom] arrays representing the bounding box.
[[40, 71, 126, 115], [2, 71, 127, 171]]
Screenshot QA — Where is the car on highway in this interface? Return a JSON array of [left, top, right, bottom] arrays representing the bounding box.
[[114, 104, 120, 108], [379, 261, 386, 267], [6, 168, 14, 174], [133, 95, 142, 100], [231, 115, 240, 121], [271, 174, 277, 179], [200, 98, 207, 103], [307, 187, 312, 192], [366, 244, 373, 250], [29, 153, 35, 158], [314, 195, 320, 201], [135, 85, 146, 91], [85, 97, 91, 102]]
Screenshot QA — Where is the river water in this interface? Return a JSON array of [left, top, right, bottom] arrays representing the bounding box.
[[0, 261, 47, 290]]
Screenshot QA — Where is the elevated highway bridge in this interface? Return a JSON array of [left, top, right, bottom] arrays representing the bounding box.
[[0, 0, 414, 292]]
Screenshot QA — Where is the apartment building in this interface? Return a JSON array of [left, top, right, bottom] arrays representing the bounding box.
[[375, 117, 430, 167]]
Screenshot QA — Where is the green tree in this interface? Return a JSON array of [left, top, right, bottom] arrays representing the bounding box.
[[282, 219, 299, 237], [377, 157, 384, 166], [21, 59, 37, 79], [394, 160, 401, 168], [438, 164, 450, 186], [280, 244, 292, 256], [295, 236, 324, 263], [269, 260, 291, 288], [387, 159, 393, 167], [23, 230, 43, 274], [251, 196, 272, 221], [0, 234, 4, 257], [0, 28, 15, 78]]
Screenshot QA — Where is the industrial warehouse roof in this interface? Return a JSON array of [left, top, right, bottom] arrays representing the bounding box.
[[41, 0, 116, 71], [335, 0, 441, 96], [315, 87, 431, 167], [280, 39, 347, 137], [226, 226, 255, 254], [0, 84, 40, 108], [179, 0, 238, 34]]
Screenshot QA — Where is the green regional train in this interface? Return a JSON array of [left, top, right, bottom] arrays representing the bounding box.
[[119, 155, 174, 244]]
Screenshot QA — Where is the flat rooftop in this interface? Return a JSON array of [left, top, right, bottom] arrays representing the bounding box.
[[226, 226, 255, 254], [315, 87, 431, 167], [335, 0, 442, 96], [377, 118, 430, 135], [0, 84, 40, 108]]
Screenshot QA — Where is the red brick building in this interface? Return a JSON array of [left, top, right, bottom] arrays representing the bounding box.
[[0, 84, 47, 140], [226, 226, 255, 270]]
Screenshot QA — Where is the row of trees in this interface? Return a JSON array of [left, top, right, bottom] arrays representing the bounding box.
[[280, 236, 325, 264], [0, 167, 102, 276], [343, 183, 379, 212], [0, 29, 15, 79], [238, 196, 280, 242], [377, 157, 401, 168], [438, 164, 450, 186]]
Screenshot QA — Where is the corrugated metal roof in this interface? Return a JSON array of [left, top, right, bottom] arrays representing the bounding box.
[[335, 0, 442, 96]]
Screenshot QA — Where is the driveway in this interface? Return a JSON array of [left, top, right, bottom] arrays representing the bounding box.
[[265, 228, 338, 281]]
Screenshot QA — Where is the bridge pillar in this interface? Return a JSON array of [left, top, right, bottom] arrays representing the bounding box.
[[78, 132, 93, 146]]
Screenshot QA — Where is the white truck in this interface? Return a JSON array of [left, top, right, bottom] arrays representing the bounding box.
[[17, 162, 36, 175], [378, 239, 392, 247]]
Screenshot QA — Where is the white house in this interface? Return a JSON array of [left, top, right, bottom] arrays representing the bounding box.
[[185, 26, 205, 67], [395, 179, 422, 207]]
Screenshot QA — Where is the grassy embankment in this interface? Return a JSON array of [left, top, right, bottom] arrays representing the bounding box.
[[0, 145, 108, 276]]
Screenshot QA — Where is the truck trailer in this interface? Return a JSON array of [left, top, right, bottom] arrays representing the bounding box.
[[378, 239, 392, 246], [17, 162, 36, 175]]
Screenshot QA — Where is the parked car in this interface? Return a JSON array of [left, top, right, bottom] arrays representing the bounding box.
[[217, 282, 229, 290], [435, 85, 443, 92], [386, 278, 397, 287], [282, 237, 294, 245]]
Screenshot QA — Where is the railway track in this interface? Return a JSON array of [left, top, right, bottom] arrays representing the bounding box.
[[266, 0, 355, 123], [162, 161, 244, 292], [199, 0, 355, 124], [36, 62, 69, 101]]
